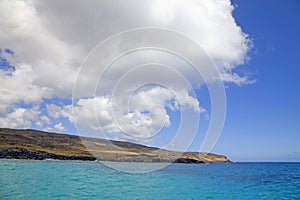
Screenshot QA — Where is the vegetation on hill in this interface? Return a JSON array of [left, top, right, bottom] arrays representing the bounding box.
[[0, 128, 229, 163]]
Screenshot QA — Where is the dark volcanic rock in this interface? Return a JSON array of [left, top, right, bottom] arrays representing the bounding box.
[[0, 148, 96, 161], [173, 158, 205, 164]]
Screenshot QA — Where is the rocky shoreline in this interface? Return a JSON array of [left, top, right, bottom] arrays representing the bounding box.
[[0, 148, 211, 163], [0, 148, 96, 161]]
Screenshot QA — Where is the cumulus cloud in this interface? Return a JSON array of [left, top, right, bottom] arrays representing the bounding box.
[[0, 0, 81, 100], [46, 104, 62, 119], [35, 115, 51, 128], [54, 122, 66, 132], [52, 86, 203, 138], [0, 0, 253, 134], [0, 64, 51, 114], [43, 122, 66, 132], [221, 72, 256, 86], [0, 106, 40, 129]]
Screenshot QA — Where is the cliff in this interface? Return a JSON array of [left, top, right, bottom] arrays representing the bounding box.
[[0, 128, 229, 163]]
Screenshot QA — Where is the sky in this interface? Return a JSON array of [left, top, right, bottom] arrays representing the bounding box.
[[213, 0, 300, 162], [0, 0, 299, 162]]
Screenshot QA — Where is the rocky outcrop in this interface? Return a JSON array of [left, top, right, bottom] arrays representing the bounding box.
[[173, 158, 204, 164], [0, 148, 96, 161]]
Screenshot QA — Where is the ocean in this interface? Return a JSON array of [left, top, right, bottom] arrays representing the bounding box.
[[0, 160, 299, 199]]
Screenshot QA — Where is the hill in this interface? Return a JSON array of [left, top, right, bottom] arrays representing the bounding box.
[[0, 128, 229, 163]]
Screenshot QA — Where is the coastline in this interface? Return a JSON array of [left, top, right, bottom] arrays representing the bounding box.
[[0, 128, 230, 164]]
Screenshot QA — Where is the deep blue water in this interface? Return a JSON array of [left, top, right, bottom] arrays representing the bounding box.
[[0, 160, 299, 199]]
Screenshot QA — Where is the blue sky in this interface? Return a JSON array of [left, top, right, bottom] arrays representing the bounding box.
[[0, 0, 299, 162], [212, 0, 300, 161]]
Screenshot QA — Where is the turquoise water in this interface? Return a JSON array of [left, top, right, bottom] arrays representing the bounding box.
[[0, 160, 299, 199]]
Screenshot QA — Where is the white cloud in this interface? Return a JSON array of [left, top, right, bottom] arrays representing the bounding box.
[[128, 87, 204, 113], [0, 0, 81, 102], [0, 0, 253, 132], [43, 122, 66, 132], [0, 106, 40, 129], [0, 64, 51, 114], [46, 104, 62, 119], [64, 97, 114, 131], [0, 105, 57, 130], [54, 122, 66, 132], [56, 86, 202, 138], [221, 72, 256, 86], [35, 115, 50, 128], [149, 0, 251, 67]]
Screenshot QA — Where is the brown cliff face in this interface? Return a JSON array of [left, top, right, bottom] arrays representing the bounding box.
[[0, 128, 230, 163]]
